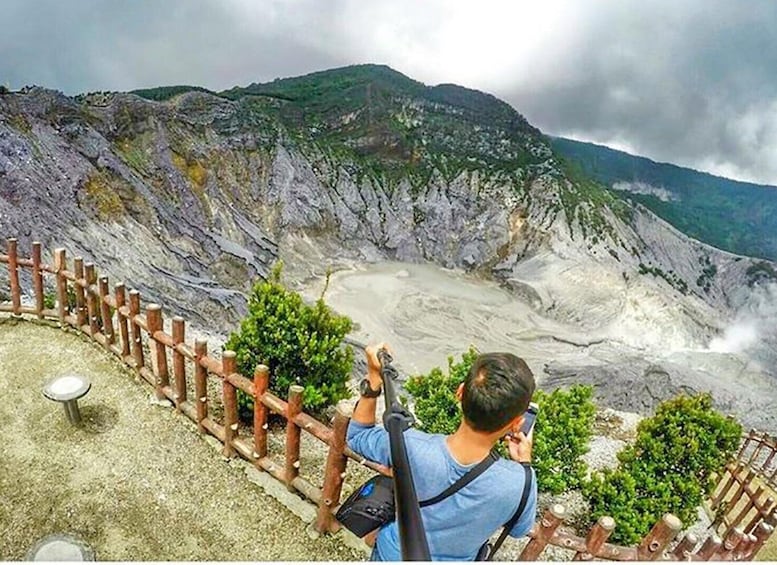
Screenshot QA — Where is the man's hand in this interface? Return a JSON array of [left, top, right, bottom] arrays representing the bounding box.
[[506, 429, 533, 463], [351, 342, 391, 427], [365, 342, 390, 389]]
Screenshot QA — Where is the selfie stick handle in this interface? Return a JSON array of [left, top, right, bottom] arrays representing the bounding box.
[[378, 349, 431, 561]]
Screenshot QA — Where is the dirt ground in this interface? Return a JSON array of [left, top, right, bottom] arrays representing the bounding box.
[[0, 318, 364, 561]]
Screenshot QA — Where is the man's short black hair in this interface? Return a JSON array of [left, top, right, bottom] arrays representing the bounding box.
[[461, 352, 535, 433]]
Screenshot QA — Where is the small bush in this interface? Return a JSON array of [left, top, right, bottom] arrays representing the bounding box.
[[531, 385, 595, 494], [225, 263, 354, 417], [583, 393, 742, 545], [403, 347, 478, 435], [43, 287, 77, 311], [404, 348, 596, 494]]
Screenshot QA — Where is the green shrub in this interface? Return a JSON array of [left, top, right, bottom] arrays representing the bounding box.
[[531, 386, 595, 494], [403, 346, 478, 435], [44, 291, 56, 310], [43, 287, 77, 311], [225, 263, 354, 417], [404, 348, 596, 493], [583, 393, 742, 545]]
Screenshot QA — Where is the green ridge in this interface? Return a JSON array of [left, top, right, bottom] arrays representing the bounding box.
[[551, 136, 777, 261]]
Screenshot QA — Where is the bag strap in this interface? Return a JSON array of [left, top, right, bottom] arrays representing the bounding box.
[[419, 450, 498, 507], [487, 463, 534, 560]]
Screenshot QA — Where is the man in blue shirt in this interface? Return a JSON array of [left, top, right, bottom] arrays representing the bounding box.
[[347, 343, 538, 561]]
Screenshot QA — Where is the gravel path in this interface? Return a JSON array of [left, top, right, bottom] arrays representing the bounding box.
[[0, 318, 363, 561]]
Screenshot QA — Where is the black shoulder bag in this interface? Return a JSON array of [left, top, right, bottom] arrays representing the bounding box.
[[476, 463, 534, 561], [336, 451, 498, 538]]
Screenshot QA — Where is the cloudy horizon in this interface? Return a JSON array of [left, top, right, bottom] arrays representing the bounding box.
[[3, 0, 777, 186]]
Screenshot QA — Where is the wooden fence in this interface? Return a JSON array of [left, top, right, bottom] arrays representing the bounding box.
[[707, 430, 777, 553], [0, 238, 775, 560]]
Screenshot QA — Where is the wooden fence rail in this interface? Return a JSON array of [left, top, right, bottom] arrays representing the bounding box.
[[0, 238, 775, 560]]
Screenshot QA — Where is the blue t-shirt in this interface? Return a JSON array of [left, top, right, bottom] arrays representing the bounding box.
[[347, 421, 538, 561]]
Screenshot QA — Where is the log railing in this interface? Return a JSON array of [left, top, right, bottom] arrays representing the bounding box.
[[709, 430, 777, 553], [0, 238, 774, 560]]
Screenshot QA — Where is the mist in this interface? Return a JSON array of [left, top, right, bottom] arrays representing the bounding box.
[[709, 282, 777, 372]]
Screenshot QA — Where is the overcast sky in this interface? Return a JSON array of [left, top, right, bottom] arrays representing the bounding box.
[[3, 0, 777, 185]]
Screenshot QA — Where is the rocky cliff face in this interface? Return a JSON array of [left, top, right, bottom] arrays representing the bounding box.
[[0, 68, 771, 348]]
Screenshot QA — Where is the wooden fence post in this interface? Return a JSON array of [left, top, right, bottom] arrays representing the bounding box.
[[749, 522, 774, 560], [53, 248, 67, 326], [737, 430, 757, 460], [726, 485, 765, 539], [573, 515, 615, 561], [736, 533, 757, 560], [696, 533, 722, 560], [172, 316, 186, 411], [222, 351, 238, 458], [762, 439, 777, 472], [716, 527, 744, 560], [748, 434, 768, 467], [253, 365, 269, 461], [7, 238, 21, 316], [671, 533, 698, 561], [194, 339, 208, 434], [285, 385, 304, 492], [744, 497, 774, 534], [73, 258, 86, 328], [637, 514, 682, 561], [520, 504, 566, 560], [128, 290, 144, 369], [84, 263, 99, 336], [98, 276, 114, 346], [316, 400, 351, 533], [114, 283, 130, 359], [146, 304, 168, 400], [32, 242, 44, 317]]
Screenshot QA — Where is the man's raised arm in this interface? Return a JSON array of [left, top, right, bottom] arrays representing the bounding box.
[[346, 343, 392, 466]]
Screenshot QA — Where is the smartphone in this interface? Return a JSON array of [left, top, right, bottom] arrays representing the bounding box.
[[520, 402, 539, 436]]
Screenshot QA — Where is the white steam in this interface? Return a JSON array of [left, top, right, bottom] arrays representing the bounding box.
[[708, 283, 777, 366], [709, 321, 759, 353]]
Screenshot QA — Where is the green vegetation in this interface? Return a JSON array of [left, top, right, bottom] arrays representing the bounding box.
[[555, 155, 632, 244], [43, 291, 56, 310], [551, 136, 777, 262], [746, 261, 777, 287], [638, 262, 689, 294], [583, 394, 742, 545], [696, 255, 718, 293], [404, 348, 596, 494], [114, 132, 156, 175], [531, 386, 596, 494], [403, 347, 479, 435], [220, 65, 547, 197], [225, 263, 353, 417], [130, 85, 215, 101]]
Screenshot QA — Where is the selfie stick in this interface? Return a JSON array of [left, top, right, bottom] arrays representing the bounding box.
[[377, 348, 431, 561]]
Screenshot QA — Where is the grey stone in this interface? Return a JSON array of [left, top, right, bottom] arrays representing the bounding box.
[[27, 534, 95, 561]]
